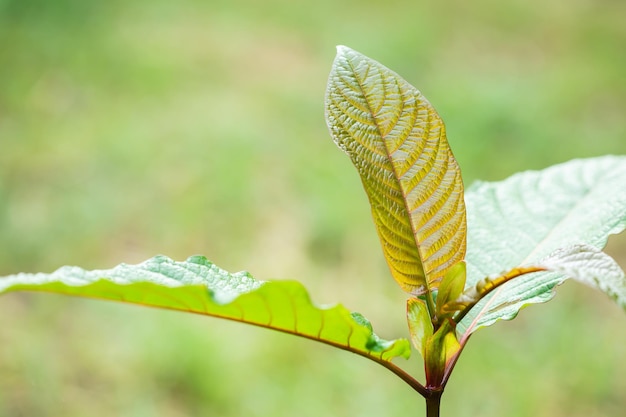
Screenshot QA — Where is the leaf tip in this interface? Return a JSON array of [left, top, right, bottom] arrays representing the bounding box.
[[334, 45, 361, 62]]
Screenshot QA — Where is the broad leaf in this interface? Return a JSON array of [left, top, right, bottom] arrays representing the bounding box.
[[325, 46, 466, 295], [459, 156, 626, 335], [0, 255, 410, 362]]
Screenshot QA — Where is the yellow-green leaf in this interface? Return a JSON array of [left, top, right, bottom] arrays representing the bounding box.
[[423, 320, 460, 387], [325, 46, 466, 295], [435, 261, 466, 319], [0, 256, 411, 363], [407, 297, 433, 358]]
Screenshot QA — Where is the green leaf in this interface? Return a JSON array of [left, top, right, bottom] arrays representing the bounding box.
[[325, 46, 466, 295], [459, 156, 626, 335], [435, 261, 466, 319], [407, 298, 433, 358], [0, 255, 410, 362], [423, 320, 460, 387]]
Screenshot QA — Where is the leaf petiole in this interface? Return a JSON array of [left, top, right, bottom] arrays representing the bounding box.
[[425, 290, 438, 325], [449, 266, 546, 325]]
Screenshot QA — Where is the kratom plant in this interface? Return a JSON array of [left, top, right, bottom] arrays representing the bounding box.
[[2, 46, 626, 416]]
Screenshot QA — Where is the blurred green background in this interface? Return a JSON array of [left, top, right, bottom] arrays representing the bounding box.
[[1, 0, 626, 416]]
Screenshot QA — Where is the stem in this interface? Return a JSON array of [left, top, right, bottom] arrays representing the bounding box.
[[425, 390, 442, 417], [441, 332, 473, 387], [425, 290, 438, 325]]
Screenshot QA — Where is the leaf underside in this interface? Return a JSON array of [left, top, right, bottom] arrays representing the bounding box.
[[459, 156, 626, 335], [325, 46, 466, 295], [0, 256, 410, 362], [538, 244, 626, 307]]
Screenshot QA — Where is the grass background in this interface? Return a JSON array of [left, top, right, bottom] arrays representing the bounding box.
[[1, 0, 626, 415]]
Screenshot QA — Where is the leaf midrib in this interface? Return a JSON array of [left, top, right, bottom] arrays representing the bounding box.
[[344, 53, 429, 294]]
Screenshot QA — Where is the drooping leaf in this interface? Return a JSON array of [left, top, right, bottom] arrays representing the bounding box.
[[325, 46, 466, 295], [459, 156, 626, 335], [0, 255, 410, 362]]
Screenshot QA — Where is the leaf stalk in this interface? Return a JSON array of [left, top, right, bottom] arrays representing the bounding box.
[[451, 266, 546, 324], [425, 290, 438, 326]]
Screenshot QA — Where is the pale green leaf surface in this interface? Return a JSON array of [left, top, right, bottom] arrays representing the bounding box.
[[459, 156, 626, 335], [0, 256, 410, 362], [325, 46, 466, 295], [538, 244, 626, 307]]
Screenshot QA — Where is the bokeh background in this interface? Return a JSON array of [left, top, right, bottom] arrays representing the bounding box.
[[1, 0, 626, 416]]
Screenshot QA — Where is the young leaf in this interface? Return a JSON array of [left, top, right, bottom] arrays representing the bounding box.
[[458, 156, 626, 335], [325, 46, 466, 295], [407, 298, 433, 358], [435, 261, 466, 319], [0, 255, 410, 362], [423, 320, 460, 387]]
